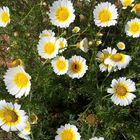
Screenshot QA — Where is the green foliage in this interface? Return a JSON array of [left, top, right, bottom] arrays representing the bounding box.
[[0, 0, 140, 140]]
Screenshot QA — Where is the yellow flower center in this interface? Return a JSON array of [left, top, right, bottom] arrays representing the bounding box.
[[110, 54, 123, 62], [14, 72, 29, 88], [56, 59, 67, 71], [70, 61, 82, 73], [98, 9, 112, 22], [59, 41, 65, 49], [129, 22, 140, 34], [56, 6, 70, 22], [1, 12, 9, 23], [118, 42, 125, 49], [61, 129, 76, 140], [134, 4, 140, 13], [2, 109, 18, 123], [115, 84, 128, 97], [44, 42, 55, 55], [123, 0, 132, 7]]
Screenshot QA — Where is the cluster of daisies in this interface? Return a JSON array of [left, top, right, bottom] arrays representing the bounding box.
[[37, 0, 89, 79], [0, 0, 140, 139], [37, 28, 88, 79], [94, 0, 138, 106], [94, 1, 140, 38]]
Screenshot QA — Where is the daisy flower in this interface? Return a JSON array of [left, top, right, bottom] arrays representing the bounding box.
[[120, 0, 134, 9], [77, 38, 89, 53], [3, 66, 31, 98], [51, 56, 68, 75], [0, 100, 28, 132], [37, 37, 59, 59], [18, 121, 31, 140], [72, 26, 80, 33], [39, 29, 55, 38], [55, 123, 81, 140], [97, 47, 117, 72], [57, 37, 68, 53], [0, 7, 10, 27], [131, 3, 140, 16], [67, 55, 88, 79], [117, 42, 125, 50], [89, 137, 104, 140], [107, 77, 136, 106], [125, 18, 140, 38], [93, 2, 118, 27], [49, 0, 75, 28], [104, 53, 131, 70]]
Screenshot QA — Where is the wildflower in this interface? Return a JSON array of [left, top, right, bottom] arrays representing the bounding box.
[[77, 38, 89, 53], [105, 53, 131, 70], [57, 37, 68, 53], [37, 37, 59, 59], [55, 123, 81, 140], [97, 47, 117, 72], [117, 42, 125, 50], [4, 66, 31, 98], [120, 0, 134, 9], [107, 77, 136, 106], [93, 2, 118, 27], [125, 18, 140, 38], [67, 55, 88, 79], [49, 0, 75, 28], [72, 26, 80, 33], [0, 100, 28, 132], [39, 29, 55, 38], [0, 7, 10, 27], [131, 3, 140, 16], [51, 56, 68, 75]]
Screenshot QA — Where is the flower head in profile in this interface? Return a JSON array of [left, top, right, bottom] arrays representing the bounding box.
[[117, 42, 125, 50], [125, 18, 140, 38], [104, 53, 131, 70], [97, 47, 117, 72], [37, 37, 59, 59], [0, 6, 10, 27], [4, 66, 31, 98], [67, 55, 88, 79], [0, 100, 28, 132], [39, 29, 55, 38], [55, 123, 81, 140], [120, 0, 134, 9], [131, 3, 140, 16], [49, 0, 75, 28], [107, 77, 136, 106], [51, 56, 68, 75], [77, 38, 89, 53], [57, 37, 68, 53], [93, 2, 118, 27]]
